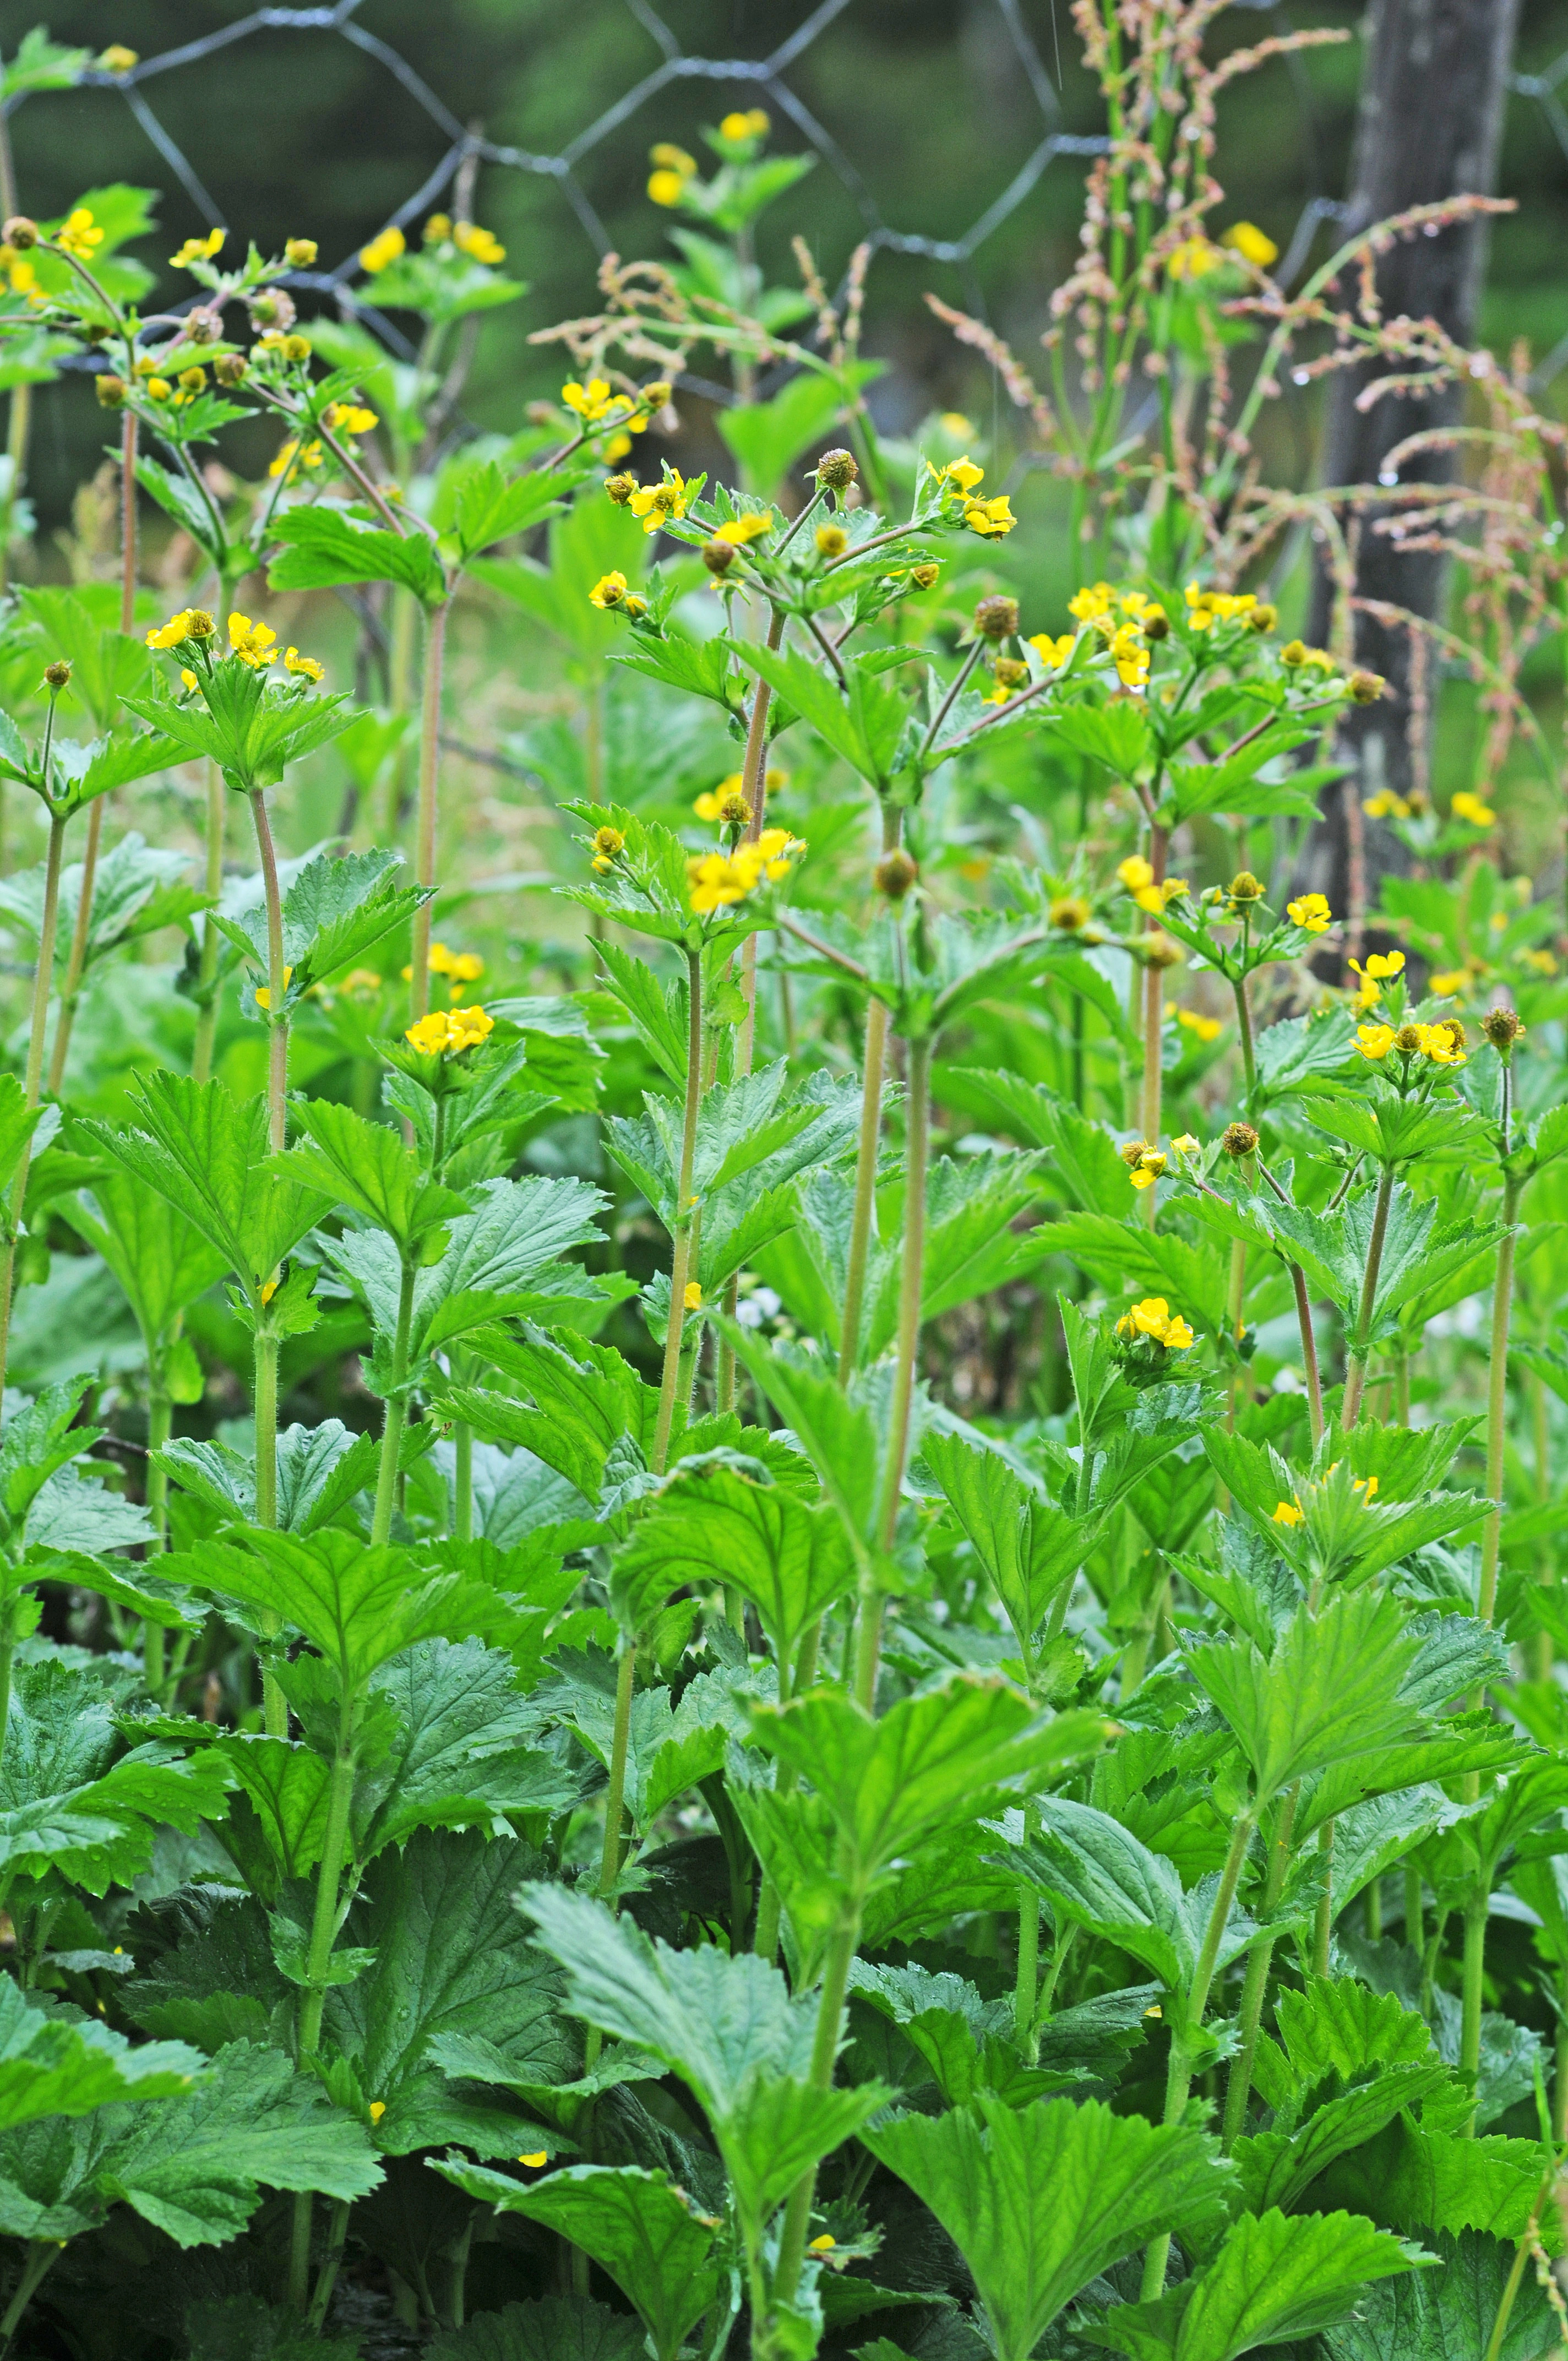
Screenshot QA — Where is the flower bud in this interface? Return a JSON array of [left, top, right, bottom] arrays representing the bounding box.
[[1348, 670, 1384, 704], [974, 594, 1019, 641], [2, 217, 37, 251], [640, 380, 672, 411], [1481, 1005, 1525, 1051], [1395, 1024, 1424, 1054], [815, 523, 848, 558], [1247, 603, 1277, 633], [1144, 931, 1183, 970], [815, 448, 858, 491], [718, 791, 751, 826], [874, 848, 918, 901], [281, 334, 311, 362], [910, 563, 940, 590], [184, 610, 216, 639], [94, 373, 128, 409], [605, 472, 637, 507], [178, 366, 206, 393], [214, 351, 247, 387], [1050, 895, 1091, 932], [284, 237, 318, 269], [1222, 1120, 1258, 1158], [703, 543, 739, 582], [1142, 608, 1170, 641], [42, 660, 71, 691], [1281, 639, 1308, 667]]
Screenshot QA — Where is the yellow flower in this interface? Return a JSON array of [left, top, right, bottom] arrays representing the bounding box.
[[1451, 791, 1496, 828], [146, 610, 197, 650], [228, 612, 278, 668], [1355, 1022, 1396, 1062], [934, 455, 985, 494], [627, 472, 689, 534], [720, 108, 769, 141], [648, 168, 690, 207], [1028, 632, 1076, 668], [1362, 789, 1409, 819], [589, 572, 631, 610], [962, 495, 1015, 539], [593, 825, 625, 857], [1521, 948, 1558, 976], [453, 220, 505, 265], [688, 853, 752, 913], [1068, 582, 1115, 622], [1286, 893, 1332, 934], [448, 1004, 496, 1051], [1415, 1020, 1466, 1067], [1117, 856, 1155, 895], [715, 511, 774, 545], [1428, 967, 1471, 996], [684, 1281, 704, 1310], [99, 45, 139, 72], [269, 438, 323, 477], [170, 227, 224, 268], [324, 402, 379, 436], [405, 1011, 454, 1054], [1354, 1473, 1380, 1501], [284, 236, 318, 267], [179, 668, 198, 692], [650, 142, 698, 173], [284, 648, 324, 681], [54, 208, 103, 259], [1226, 221, 1278, 268], [1172, 1133, 1201, 1155], [359, 225, 406, 275], [562, 377, 626, 423], [808, 2233, 837, 2254], [255, 965, 295, 1011], [1113, 1295, 1192, 1347], [1272, 1498, 1303, 1526], [368, 2101, 386, 2125], [1167, 236, 1222, 279], [1110, 624, 1150, 689], [1346, 950, 1403, 1012], [519, 2151, 547, 2169], [1049, 895, 1091, 931], [1162, 1317, 1195, 1351], [1177, 1008, 1222, 1043], [144, 378, 172, 404]]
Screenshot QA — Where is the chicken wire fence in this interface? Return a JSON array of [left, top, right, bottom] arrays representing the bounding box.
[[0, 0, 1563, 389]]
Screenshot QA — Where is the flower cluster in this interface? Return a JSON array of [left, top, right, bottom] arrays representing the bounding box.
[[1347, 949, 1404, 1014], [926, 456, 1015, 540], [404, 1005, 496, 1056], [687, 830, 799, 915], [1119, 1140, 1168, 1192], [1114, 1297, 1195, 1350], [1355, 1018, 1467, 1067], [587, 571, 647, 618], [406, 942, 484, 1003]]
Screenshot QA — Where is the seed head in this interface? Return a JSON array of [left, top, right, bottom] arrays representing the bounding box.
[[1227, 871, 1265, 906], [604, 473, 637, 507], [214, 352, 247, 387], [184, 307, 222, 345], [249, 286, 296, 331], [1222, 1120, 1258, 1158], [974, 595, 1019, 641], [2, 218, 37, 251], [718, 791, 751, 826], [1247, 603, 1278, 633], [94, 373, 128, 409], [815, 448, 858, 491], [993, 657, 1028, 693], [1142, 608, 1170, 641], [815, 523, 848, 558], [874, 848, 918, 901], [42, 660, 71, 691], [1348, 670, 1385, 705], [1395, 1024, 1424, 1054], [640, 380, 672, 411], [703, 538, 737, 575], [1050, 895, 1091, 932], [1481, 1005, 1525, 1051], [593, 825, 625, 859]]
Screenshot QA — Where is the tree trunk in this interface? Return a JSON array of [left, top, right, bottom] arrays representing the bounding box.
[[1296, 0, 1520, 954]]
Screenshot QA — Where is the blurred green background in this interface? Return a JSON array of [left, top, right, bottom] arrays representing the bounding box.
[[8, 0, 1568, 537]]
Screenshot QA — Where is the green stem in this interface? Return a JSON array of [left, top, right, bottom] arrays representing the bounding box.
[[1288, 1263, 1325, 1446], [371, 1260, 418, 1547], [249, 791, 288, 1154], [1221, 1786, 1298, 2150], [736, 603, 785, 1071], [771, 1905, 862, 2310], [0, 808, 68, 1422], [306, 2198, 351, 2332], [1137, 823, 1168, 1231], [1035, 1921, 1076, 2030], [1014, 1800, 1041, 2057], [253, 1325, 286, 1739], [1314, 1819, 1335, 1978], [192, 764, 225, 1085], [1484, 2233, 1536, 2361], [1231, 969, 1257, 1102], [1461, 1884, 1488, 2138], [652, 949, 703, 1478], [47, 798, 105, 1096], [453, 1419, 473, 1543], [0, 2240, 59, 2354], [839, 809, 901, 1386], [144, 1385, 172, 1701], [408, 600, 449, 1025], [1555, 1956, 1568, 2142], [290, 1736, 358, 2308], [1341, 1163, 1395, 1428], [1142, 1810, 1254, 2299], [597, 1642, 638, 1908], [1478, 1176, 1521, 1628], [1405, 1861, 1424, 1957], [858, 1032, 930, 1709]]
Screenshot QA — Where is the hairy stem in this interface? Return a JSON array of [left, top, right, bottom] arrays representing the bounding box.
[[0, 809, 67, 1419], [1314, 1819, 1335, 1978], [653, 948, 704, 1477], [859, 1031, 930, 1708], [1221, 1786, 1298, 2150], [192, 765, 226, 1085], [453, 1418, 473, 1542], [1340, 1162, 1395, 1428], [1288, 1263, 1325, 1446], [143, 1385, 172, 1702], [408, 600, 449, 1024], [48, 799, 105, 1096], [1137, 825, 1168, 1230], [371, 1260, 418, 1547], [737, 602, 785, 1071], [0, 2241, 59, 2354], [771, 1905, 862, 2311], [1477, 1175, 1521, 1628], [596, 1642, 638, 1908], [1461, 1883, 1489, 2138], [249, 791, 288, 1154]]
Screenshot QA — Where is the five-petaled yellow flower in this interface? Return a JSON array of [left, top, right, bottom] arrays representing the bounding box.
[[1286, 893, 1332, 934], [284, 648, 323, 682], [268, 438, 324, 478], [1355, 1022, 1396, 1062], [1272, 1498, 1303, 1526], [453, 220, 505, 265], [323, 402, 378, 436], [170, 227, 224, 269], [405, 1005, 495, 1056], [1177, 1008, 1221, 1043], [1028, 632, 1076, 668], [1226, 221, 1278, 268], [56, 208, 104, 259], [562, 377, 630, 425], [359, 225, 406, 275], [228, 613, 277, 668], [714, 511, 773, 545], [1114, 1296, 1194, 1349], [628, 472, 690, 534], [1451, 791, 1496, 828], [962, 494, 1015, 540], [255, 965, 294, 1011]]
